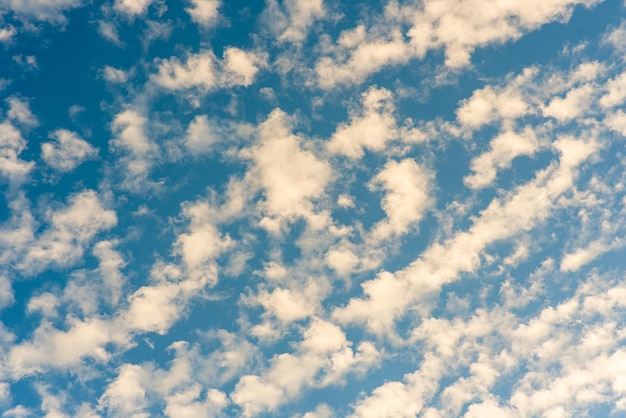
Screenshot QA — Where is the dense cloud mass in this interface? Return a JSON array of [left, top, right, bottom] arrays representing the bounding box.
[[0, 0, 626, 416]]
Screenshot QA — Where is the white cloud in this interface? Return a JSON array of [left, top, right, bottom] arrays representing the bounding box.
[[0, 0, 83, 23], [327, 87, 418, 158], [0, 274, 14, 310], [333, 136, 597, 336], [41, 129, 98, 172], [325, 247, 359, 277], [315, 0, 600, 87], [97, 20, 123, 46], [0, 121, 33, 183], [110, 108, 158, 192], [222, 47, 266, 87], [99, 364, 150, 417], [185, 115, 218, 153], [264, 0, 326, 44], [0, 25, 15, 43], [6, 97, 37, 128], [249, 109, 332, 222], [369, 159, 432, 241], [153, 50, 218, 91], [7, 317, 121, 378], [599, 70, 626, 108], [542, 83, 595, 122], [152, 48, 266, 93], [350, 354, 442, 418], [185, 0, 220, 28], [113, 0, 154, 17], [174, 201, 233, 285], [93, 240, 126, 306], [464, 127, 539, 189], [560, 239, 619, 272], [456, 71, 533, 130], [18, 190, 117, 274], [102, 66, 130, 83], [232, 318, 379, 416]]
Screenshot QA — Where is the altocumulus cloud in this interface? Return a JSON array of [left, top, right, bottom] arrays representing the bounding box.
[[0, 0, 626, 417]]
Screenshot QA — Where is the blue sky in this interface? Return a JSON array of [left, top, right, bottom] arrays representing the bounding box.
[[1, 0, 626, 416]]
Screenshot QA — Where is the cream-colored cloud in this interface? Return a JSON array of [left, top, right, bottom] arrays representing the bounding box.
[[185, 0, 220, 28], [0, 121, 33, 182], [152, 48, 266, 93], [232, 318, 379, 416], [114, 0, 154, 17], [264, 0, 326, 44], [41, 129, 98, 172], [174, 201, 233, 284], [250, 109, 332, 222], [18, 190, 117, 274], [370, 158, 432, 241], [102, 66, 130, 83], [327, 87, 396, 157], [464, 127, 538, 189], [542, 83, 595, 122], [0, 25, 15, 43], [334, 136, 597, 336], [99, 364, 150, 417], [222, 47, 267, 87], [456, 72, 532, 129], [0, 0, 83, 23], [560, 239, 620, 272], [316, 0, 599, 87], [110, 108, 159, 192]]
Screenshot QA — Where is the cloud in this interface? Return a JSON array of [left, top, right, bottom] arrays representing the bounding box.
[[185, 0, 220, 28], [249, 109, 332, 223], [97, 20, 123, 46], [263, 0, 326, 44], [542, 83, 595, 122], [110, 108, 159, 192], [99, 364, 150, 417], [0, 25, 15, 43], [560, 239, 620, 272], [18, 190, 117, 274], [326, 87, 396, 157], [0, 0, 83, 23], [41, 129, 98, 172], [369, 158, 432, 241], [456, 71, 533, 130], [0, 120, 34, 183], [232, 318, 379, 416], [113, 0, 154, 17], [333, 135, 598, 336], [464, 127, 539, 189], [152, 48, 266, 93], [102, 66, 131, 83], [315, 0, 600, 87]]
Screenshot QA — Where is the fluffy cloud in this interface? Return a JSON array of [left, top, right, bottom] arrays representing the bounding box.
[[185, 0, 220, 28], [263, 0, 326, 44], [113, 0, 154, 17], [250, 109, 332, 223], [110, 108, 158, 192], [41, 129, 98, 172], [18, 190, 117, 274], [369, 158, 432, 241], [232, 318, 379, 416], [327, 87, 426, 158], [334, 136, 598, 336], [315, 0, 600, 87], [464, 128, 538, 189], [152, 48, 266, 93], [0, 0, 83, 23]]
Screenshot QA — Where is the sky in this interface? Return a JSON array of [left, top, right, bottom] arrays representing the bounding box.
[[0, 0, 626, 417]]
